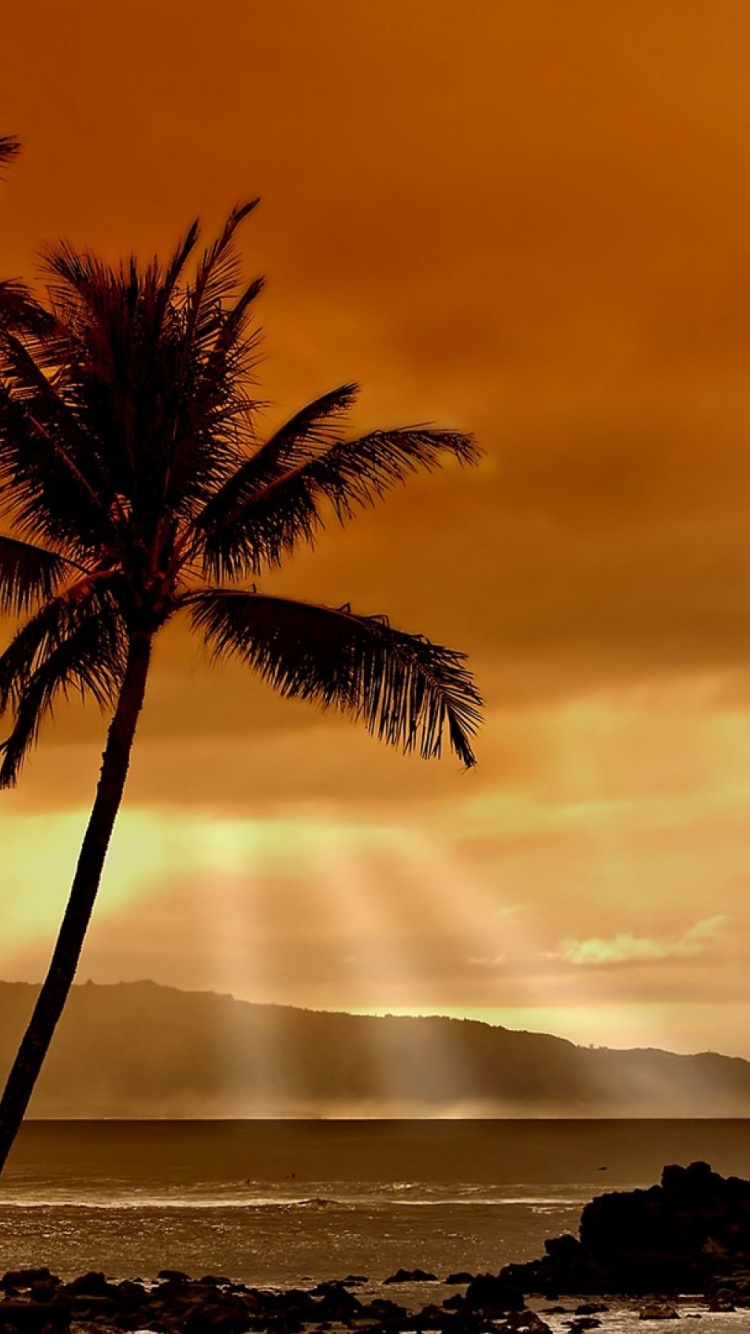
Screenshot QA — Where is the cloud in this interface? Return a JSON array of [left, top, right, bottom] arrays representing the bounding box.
[[561, 915, 728, 967]]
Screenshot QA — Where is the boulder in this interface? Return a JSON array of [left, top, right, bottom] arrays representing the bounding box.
[[384, 1268, 438, 1284], [495, 1162, 750, 1297], [463, 1273, 525, 1312]]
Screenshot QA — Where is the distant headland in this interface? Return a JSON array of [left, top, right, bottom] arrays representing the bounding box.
[[0, 980, 748, 1119]]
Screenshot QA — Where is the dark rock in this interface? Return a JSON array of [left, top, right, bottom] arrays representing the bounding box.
[[67, 1273, 117, 1298], [342, 1276, 368, 1286], [574, 1304, 608, 1315], [27, 1284, 57, 1305], [638, 1304, 680, 1321], [157, 1272, 190, 1283], [0, 1302, 69, 1333], [412, 1303, 445, 1327], [183, 1304, 248, 1334], [707, 1290, 735, 1312], [360, 1298, 407, 1319], [565, 1320, 601, 1331], [384, 1269, 438, 1284], [493, 1315, 552, 1334], [464, 1274, 525, 1312], [0, 1276, 56, 1295], [445, 1274, 473, 1285], [442, 1294, 465, 1310], [494, 1161, 750, 1297]]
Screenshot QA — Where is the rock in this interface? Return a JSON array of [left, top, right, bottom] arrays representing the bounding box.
[[445, 1273, 474, 1285], [0, 1302, 69, 1332], [464, 1274, 525, 1312], [494, 1161, 750, 1297], [360, 1297, 407, 1320], [574, 1305, 608, 1315], [638, 1304, 680, 1320], [493, 1315, 552, 1334], [707, 1291, 735, 1312], [67, 1273, 117, 1298], [384, 1268, 438, 1284], [312, 1285, 362, 1321], [157, 1271, 190, 1283], [0, 1275, 57, 1294], [443, 1294, 465, 1310]]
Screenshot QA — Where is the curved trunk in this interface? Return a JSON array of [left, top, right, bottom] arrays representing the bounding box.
[[0, 630, 153, 1174]]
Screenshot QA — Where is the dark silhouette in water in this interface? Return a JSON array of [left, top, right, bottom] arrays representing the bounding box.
[[0, 175, 481, 1173]]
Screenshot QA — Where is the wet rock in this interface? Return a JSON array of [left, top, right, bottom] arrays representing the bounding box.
[[491, 1315, 552, 1334], [463, 1274, 525, 1312], [67, 1274, 118, 1299], [707, 1290, 735, 1312], [157, 1272, 190, 1284], [574, 1305, 607, 1315], [444, 1274, 473, 1286], [0, 1301, 69, 1333], [442, 1294, 465, 1310], [412, 1302, 446, 1328], [360, 1297, 407, 1320], [0, 1275, 57, 1295], [638, 1304, 680, 1320], [496, 1161, 750, 1297], [384, 1269, 438, 1284]]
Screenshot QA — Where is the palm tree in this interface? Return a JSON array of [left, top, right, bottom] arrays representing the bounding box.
[[0, 203, 481, 1173], [0, 136, 19, 171]]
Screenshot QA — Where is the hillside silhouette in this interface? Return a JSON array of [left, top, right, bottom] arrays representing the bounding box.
[[0, 981, 747, 1118]]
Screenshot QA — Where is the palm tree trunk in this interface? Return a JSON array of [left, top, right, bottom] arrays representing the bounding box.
[[0, 630, 153, 1174]]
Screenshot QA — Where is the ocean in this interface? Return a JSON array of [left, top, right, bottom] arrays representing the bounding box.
[[1, 1120, 748, 1330]]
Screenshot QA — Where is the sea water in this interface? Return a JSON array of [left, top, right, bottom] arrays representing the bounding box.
[[0, 1120, 748, 1330]]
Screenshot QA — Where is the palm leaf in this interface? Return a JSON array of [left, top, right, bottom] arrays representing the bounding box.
[[0, 534, 76, 614], [0, 609, 126, 788], [0, 575, 124, 716], [198, 418, 480, 578], [0, 136, 19, 171], [188, 588, 482, 766]]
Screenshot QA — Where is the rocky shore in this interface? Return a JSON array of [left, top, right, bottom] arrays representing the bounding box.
[[2, 1162, 750, 1334], [0, 1266, 548, 1334], [498, 1160, 750, 1303]]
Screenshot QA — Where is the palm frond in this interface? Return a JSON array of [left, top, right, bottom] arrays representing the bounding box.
[[161, 219, 201, 304], [0, 575, 125, 717], [0, 136, 20, 171], [0, 607, 126, 788], [197, 418, 480, 578], [0, 534, 78, 614], [184, 201, 260, 354], [0, 282, 56, 336], [188, 589, 482, 766], [0, 334, 115, 555]]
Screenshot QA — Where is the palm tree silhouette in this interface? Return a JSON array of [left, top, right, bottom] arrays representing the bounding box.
[[0, 137, 19, 170], [0, 203, 481, 1172]]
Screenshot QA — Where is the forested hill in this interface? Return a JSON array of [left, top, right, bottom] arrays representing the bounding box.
[[0, 980, 747, 1118]]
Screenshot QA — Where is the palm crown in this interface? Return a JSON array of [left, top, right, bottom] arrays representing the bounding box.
[[0, 203, 481, 783]]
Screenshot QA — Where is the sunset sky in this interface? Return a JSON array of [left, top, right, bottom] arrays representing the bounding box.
[[3, 0, 750, 1061]]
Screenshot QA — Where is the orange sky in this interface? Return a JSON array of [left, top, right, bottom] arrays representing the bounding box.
[[3, 0, 750, 1059]]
